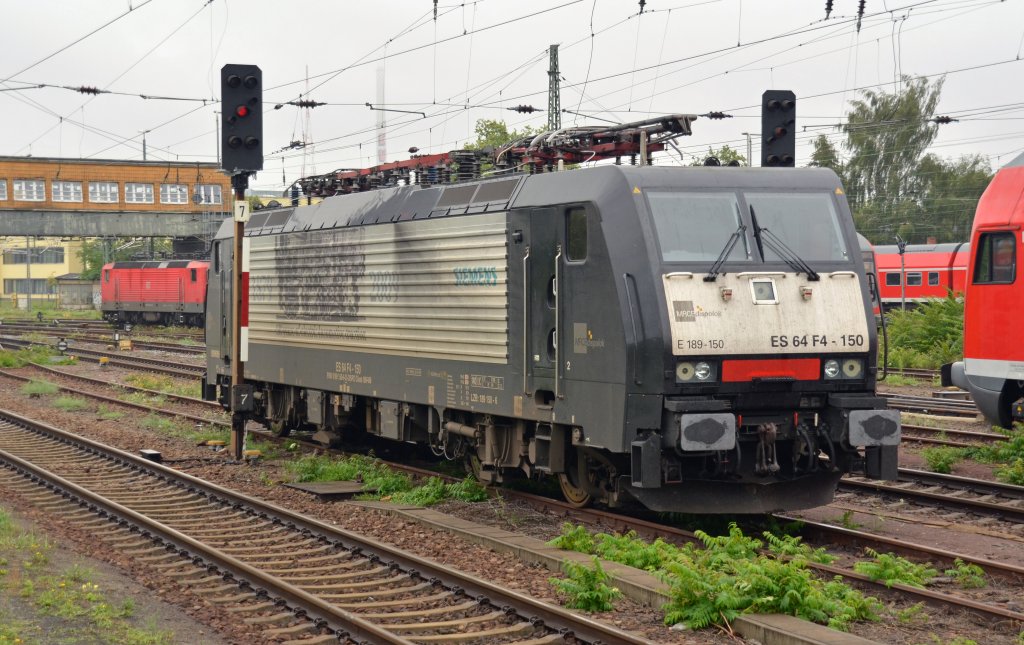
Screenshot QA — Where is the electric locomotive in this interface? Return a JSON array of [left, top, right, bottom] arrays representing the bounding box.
[[100, 260, 209, 327], [945, 151, 1024, 427], [204, 161, 899, 515]]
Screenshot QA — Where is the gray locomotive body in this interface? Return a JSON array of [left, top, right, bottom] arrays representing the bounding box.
[[204, 164, 899, 514]]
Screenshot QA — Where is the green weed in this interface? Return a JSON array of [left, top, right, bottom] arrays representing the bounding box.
[[549, 557, 622, 612], [19, 380, 59, 397], [944, 559, 986, 589], [835, 510, 861, 530], [549, 522, 879, 631], [921, 446, 967, 474], [968, 426, 1024, 485], [853, 548, 938, 588], [52, 396, 88, 412], [97, 405, 125, 420], [896, 601, 929, 624], [123, 373, 200, 398]]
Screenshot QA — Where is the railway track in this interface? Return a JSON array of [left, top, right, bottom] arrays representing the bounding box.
[[0, 408, 646, 645], [900, 422, 1006, 447], [884, 367, 939, 381], [0, 336, 204, 379], [881, 392, 979, 418], [0, 326, 206, 355], [838, 469, 1024, 526]]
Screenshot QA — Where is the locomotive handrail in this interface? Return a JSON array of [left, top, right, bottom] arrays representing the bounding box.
[[827, 271, 858, 279], [664, 272, 694, 279], [522, 246, 530, 394], [736, 271, 788, 278], [554, 244, 563, 400]]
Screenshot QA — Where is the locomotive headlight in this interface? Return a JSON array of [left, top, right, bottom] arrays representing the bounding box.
[[695, 362, 713, 381], [676, 362, 696, 382], [842, 359, 864, 378], [824, 359, 841, 379]]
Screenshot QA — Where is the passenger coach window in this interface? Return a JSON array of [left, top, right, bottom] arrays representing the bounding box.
[[928, 272, 939, 286], [648, 192, 748, 262], [885, 273, 900, 286], [566, 207, 587, 261], [906, 272, 922, 286], [974, 232, 1016, 284]]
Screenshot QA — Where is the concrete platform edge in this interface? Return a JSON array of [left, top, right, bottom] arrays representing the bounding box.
[[349, 501, 881, 645]]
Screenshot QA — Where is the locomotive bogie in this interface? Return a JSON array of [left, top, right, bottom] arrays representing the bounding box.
[[206, 165, 899, 514]]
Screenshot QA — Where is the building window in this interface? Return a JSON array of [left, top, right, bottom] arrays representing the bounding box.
[[0, 180, 7, 201], [906, 272, 922, 286], [3, 279, 56, 295], [89, 181, 119, 203], [928, 272, 939, 286], [974, 231, 1016, 284], [884, 272, 900, 286], [195, 184, 222, 205], [2, 247, 65, 265], [52, 181, 83, 202], [125, 183, 154, 204], [161, 183, 189, 204], [13, 179, 45, 201]]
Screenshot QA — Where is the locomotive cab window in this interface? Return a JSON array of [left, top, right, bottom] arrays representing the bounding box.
[[566, 207, 587, 261], [885, 272, 900, 286], [190, 268, 197, 282], [744, 192, 849, 262], [973, 231, 1016, 284], [647, 192, 748, 262], [104, 269, 110, 283], [213, 242, 221, 274]]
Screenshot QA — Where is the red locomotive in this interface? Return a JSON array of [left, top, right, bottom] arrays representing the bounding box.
[[872, 242, 970, 308], [100, 260, 209, 327], [945, 152, 1024, 427]]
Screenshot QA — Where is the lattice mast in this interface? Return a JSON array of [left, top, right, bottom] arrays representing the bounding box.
[[547, 45, 561, 131]]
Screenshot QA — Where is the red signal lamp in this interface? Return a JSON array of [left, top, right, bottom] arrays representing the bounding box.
[[235, 105, 250, 118]]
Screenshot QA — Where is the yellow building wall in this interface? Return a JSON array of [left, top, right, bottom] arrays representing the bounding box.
[[0, 237, 84, 302]]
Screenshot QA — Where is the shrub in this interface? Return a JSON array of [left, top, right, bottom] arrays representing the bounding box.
[[549, 557, 621, 612], [944, 559, 986, 589], [881, 296, 963, 369], [853, 549, 938, 588]]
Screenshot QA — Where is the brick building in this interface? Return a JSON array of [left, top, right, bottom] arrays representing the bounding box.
[[0, 156, 232, 306]]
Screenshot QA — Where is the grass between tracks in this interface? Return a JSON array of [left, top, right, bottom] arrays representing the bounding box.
[[0, 346, 75, 369], [919, 422, 1024, 485], [286, 453, 488, 506], [0, 507, 173, 644]]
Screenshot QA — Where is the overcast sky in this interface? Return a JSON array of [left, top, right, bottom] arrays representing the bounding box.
[[2, 0, 1023, 193]]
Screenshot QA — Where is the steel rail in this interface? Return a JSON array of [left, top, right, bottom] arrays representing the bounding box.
[[0, 408, 650, 645]]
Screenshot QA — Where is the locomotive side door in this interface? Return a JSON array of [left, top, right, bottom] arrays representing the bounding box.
[[513, 207, 560, 402]]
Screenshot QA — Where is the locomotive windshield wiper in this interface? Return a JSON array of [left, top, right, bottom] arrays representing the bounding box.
[[749, 205, 820, 281], [703, 223, 747, 282], [748, 205, 766, 261]]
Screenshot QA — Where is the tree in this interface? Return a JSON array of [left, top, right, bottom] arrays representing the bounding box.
[[843, 75, 944, 212], [808, 135, 844, 177], [76, 238, 172, 280], [812, 76, 992, 243], [465, 119, 541, 150], [689, 145, 746, 167]]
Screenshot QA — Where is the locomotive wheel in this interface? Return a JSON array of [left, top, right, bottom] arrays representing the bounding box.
[[558, 450, 593, 508], [466, 452, 484, 480], [270, 419, 291, 437]]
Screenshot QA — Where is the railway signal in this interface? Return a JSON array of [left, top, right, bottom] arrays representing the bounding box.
[[761, 90, 796, 167], [220, 64, 263, 174]]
